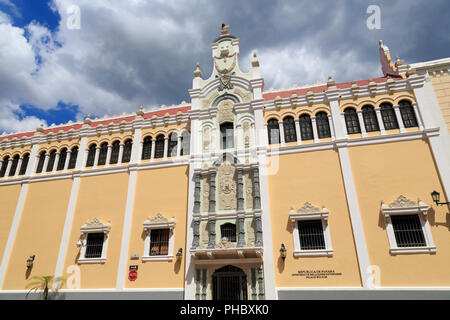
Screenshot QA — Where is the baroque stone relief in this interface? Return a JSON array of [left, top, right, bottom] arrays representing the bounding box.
[[217, 99, 235, 124], [201, 175, 210, 213], [234, 87, 252, 103], [202, 126, 211, 153], [246, 219, 255, 247], [197, 222, 209, 249], [387, 195, 417, 208], [217, 160, 237, 210], [215, 237, 236, 249], [243, 121, 251, 148], [244, 171, 253, 210]]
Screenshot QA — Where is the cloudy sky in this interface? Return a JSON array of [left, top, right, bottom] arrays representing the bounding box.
[[0, 0, 449, 134]]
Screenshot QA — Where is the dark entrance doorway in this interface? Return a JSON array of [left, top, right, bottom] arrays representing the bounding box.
[[212, 265, 248, 300]]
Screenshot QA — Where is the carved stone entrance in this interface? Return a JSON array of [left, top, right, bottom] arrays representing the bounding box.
[[212, 265, 248, 300]]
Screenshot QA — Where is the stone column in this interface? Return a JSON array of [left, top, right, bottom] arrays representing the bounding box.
[[237, 168, 244, 211], [105, 145, 112, 166], [278, 121, 285, 146], [14, 158, 22, 178], [328, 114, 336, 140], [207, 219, 216, 249], [412, 103, 424, 131], [357, 110, 367, 137], [150, 139, 156, 161], [93, 146, 100, 167], [42, 154, 50, 174], [191, 219, 200, 249], [176, 134, 182, 158], [255, 215, 263, 247], [63, 150, 71, 171], [237, 216, 245, 248], [394, 105, 406, 133], [52, 152, 60, 173], [5, 158, 13, 177], [294, 118, 301, 145], [375, 108, 386, 135], [118, 143, 124, 165], [252, 167, 261, 210], [193, 173, 201, 213], [311, 117, 319, 143], [163, 137, 169, 160], [208, 171, 216, 213]]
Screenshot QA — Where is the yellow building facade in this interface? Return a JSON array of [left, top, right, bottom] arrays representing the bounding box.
[[0, 26, 449, 299]]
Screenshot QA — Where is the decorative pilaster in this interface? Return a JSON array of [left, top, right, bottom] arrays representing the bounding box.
[[208, 171, 216, 213], [193, 173, 201, 213], [257, 267, 265, 300], [191, 219, 200, 249], [63, 150, 71, 171], [237, 168, 244, 211], [237, 216, 245, 248], [255, 215, 263, 247], [207, 219, 216, 249], [252, 167, 261, 210]]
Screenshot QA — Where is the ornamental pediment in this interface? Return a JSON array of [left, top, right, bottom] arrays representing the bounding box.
[[143, 213, 175, 228], [80, 218, 111, 233], [289, 202, 329, 221]]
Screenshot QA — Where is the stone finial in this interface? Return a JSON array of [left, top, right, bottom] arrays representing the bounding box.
[[194, 62, 202, 78], [36, 123, 45, 133], [221, 23, 230, 35], [327, 75, 336, 87], [84, 114, 92, 124], [136, 105, 144, 116], [252, 52, 260, 68]]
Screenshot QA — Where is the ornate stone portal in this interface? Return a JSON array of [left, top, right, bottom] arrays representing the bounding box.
[[217, 161, 237, 210]]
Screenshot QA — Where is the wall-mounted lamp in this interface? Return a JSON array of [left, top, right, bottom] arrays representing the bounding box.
[[26, 255, 35, 269], [431, 190, 450, 206], [76, 239, 83, 248], [176, 248, 183, 260], [280, 244, 286, 260]]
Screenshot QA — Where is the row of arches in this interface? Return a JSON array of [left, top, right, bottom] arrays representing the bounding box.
[[36, 146, 79, 174], [267, 111, 331, 144], [0, 153, 30, 178], [343, 100, 418, 134]]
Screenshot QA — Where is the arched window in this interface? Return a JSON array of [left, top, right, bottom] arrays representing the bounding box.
[[344, 108, 361, 134], [283, 116, 297, 142], [220, 223, 236, 243], [267, 119, 280, 145], [46, 150, 57, 172], [36, 152, 46, 173], [154, 135, 165, 159], [180, 131, 190, 156], [9, 155, 19, 176], [19, 153, 29, 175], [97, 142, 108, 166], [86, 144, 96, 167], [299, 114, 313, 140], [220, 122, 234, 149], [57, 148, 67, 171], [68, 147, 78, 169], [399, 100, 418, 128], [0, 156, 9, 177], [316, 112, 331, 138], [122, 139, 132, 163], [141, 136, 152, 160], [168, 132, 178, 157], [380, 103, 399, 130], [110, 141, 120, 164], [362, 105, 379, 132]]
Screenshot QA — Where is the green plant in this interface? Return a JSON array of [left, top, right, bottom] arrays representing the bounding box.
[[25, 275, 66, 300]]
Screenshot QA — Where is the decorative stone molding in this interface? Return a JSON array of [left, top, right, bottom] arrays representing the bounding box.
[[217, 161, 237, 210], [142, 213, 176, 261], [214, 237, 236, 249], [202, 126, 211, 153], [217, 99, 235, 124], [78, 218, 111, 264], [380, 195, 435, 255], [80, 218, 111, 233], [289, 202, 330, 221], [143, 213, 175, 229]]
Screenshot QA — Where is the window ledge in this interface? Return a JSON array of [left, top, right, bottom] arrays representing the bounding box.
[[77, 258, 106, 264], [294, 249, 333, 257], [390, 246, 436, 255], [142, 255, 173, 261]]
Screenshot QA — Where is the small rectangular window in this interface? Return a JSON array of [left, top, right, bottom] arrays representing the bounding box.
[[298, 220, 326, 250], [391, 214, 426, 247], [150, 229, 170, 256], [85, 233, 105, 258]]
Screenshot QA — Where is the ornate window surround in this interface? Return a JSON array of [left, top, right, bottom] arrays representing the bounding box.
[[142, 213, 176, 261], [289, 202, 333, 257], [77, 218, 111, 264], [381, 195, 436, 254]]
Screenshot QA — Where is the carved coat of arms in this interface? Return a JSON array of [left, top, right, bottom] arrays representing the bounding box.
[[217, 161, 237, 210]]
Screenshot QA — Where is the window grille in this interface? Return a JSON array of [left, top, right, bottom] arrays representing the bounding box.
[[344, 108, 361, 134], [399, 101, 418, 128], [0, 157, 9, 177], [150, 229, 169, 255], [36, 153, 45, 173], [68, 147, 78, 169], [283, 116, 297, 142], [267, 119, 280, 144], [220, 122, 234, 149], [299, 114, 313, 140], [141, 137, 152, 160], [97, 143, 108, 166], [362, 105, 379, 132], [122, 140, 132, 163], [220, 223, 237, 242], [154, 135, 165, 158], [9, 155, 19, 176], [46, 150, 56, 172], [109, 141, 120, 164], [391, 214, 426, 247], [85, 233, 105, 258], [168, 133, 178, 157], [298, 220, 326, 250], [57, 148, 67, 171], [19, 153, 29, 175], [316, 112, 331, 138], [86, 145, 96, 167], [380, 103, 399, 130]]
